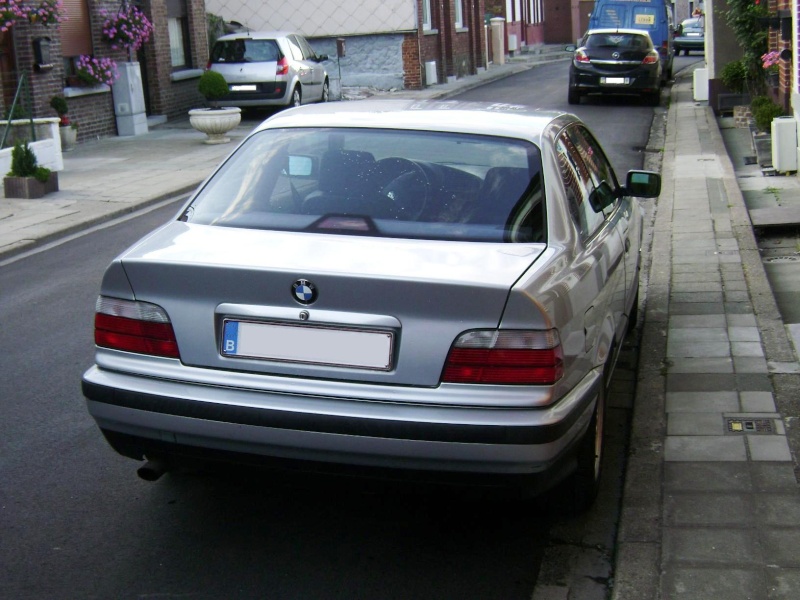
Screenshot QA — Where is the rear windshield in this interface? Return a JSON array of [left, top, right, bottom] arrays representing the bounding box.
[[211, 39, 281, 64], [585, 33, 651, 50], [182, 127, 545, 243]]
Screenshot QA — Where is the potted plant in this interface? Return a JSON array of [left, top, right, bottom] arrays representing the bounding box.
[[4, 141, 58, 199], [49, 95, 78, 151], [188, 70, 241, 145]]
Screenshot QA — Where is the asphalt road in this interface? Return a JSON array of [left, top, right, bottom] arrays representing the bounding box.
[[0, 57, 701, 599]]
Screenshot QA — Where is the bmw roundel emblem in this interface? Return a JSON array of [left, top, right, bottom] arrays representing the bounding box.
[[292, 279, 318, 305]]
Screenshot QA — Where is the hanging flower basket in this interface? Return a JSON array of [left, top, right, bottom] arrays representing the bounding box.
[[0, 0, 65, 31], [101, 5, 153, 52]]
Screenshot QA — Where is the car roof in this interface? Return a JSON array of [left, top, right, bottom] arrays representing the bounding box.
[[254, 99, 572, 143], [585, 28, 653, 37], [215, 30, 298, 42]]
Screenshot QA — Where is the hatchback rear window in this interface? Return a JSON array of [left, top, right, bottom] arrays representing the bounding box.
[[211, 39, 281, 64], [585, 33, 650, 50], [182, 127, 545, 243]]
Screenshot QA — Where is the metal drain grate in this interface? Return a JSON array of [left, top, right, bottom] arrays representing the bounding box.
[[726, 418, 775, 434]]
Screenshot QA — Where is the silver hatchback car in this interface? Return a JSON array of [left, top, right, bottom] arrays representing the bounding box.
[[82, 101, 660, 510], [208, 30, 329, 108]]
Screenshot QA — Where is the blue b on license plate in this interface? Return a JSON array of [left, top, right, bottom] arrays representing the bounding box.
[[222, 320, 393, 370]]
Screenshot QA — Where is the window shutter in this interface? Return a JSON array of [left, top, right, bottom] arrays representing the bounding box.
[[61, 0, 92, 57]]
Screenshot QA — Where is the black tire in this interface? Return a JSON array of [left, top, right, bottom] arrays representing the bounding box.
[[567, 88, 580, 105], [321, 79, 330, 103], [566, 383, 606, 513], [290, 86, 301, 107], [647, 91, 660, 107], [684, 49, 690, 56]]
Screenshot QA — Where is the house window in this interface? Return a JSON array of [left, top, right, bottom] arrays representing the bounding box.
[[167, 0, 191, 69], [422, 0, 432, 31], [454, 0, 464, 28]]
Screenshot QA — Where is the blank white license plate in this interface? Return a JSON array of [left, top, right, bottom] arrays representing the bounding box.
[[601, 77, 628, 85], [222, 320, 393, 370], [230, 84, 257, 91]]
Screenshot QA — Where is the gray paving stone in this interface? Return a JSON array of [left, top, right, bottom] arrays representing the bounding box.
[[750, 463, 800, 492], [664, 462, 753, 492], [666, 357, 733, 374], [666, 391, 739, 412], [669, 314, 726, 328], [671, 292, 725, 304], [747, 436, 793, 462], [724, 302, 755, 314], [733, 356, 769, 373], [740, 391, 777, 412], [761, 528, 800, 567], [754, 494, 800, 526], [722, 279, 748, 291], [665, 436, 747, 461], [663, 527, 759, 562], [668, 327, 729, 342], [728, 326, 761, 342], [672, 282, 723, 293], [665, 493, 750, 526], [673, 272, 722, 283], [662, 568, 764, 600], [670, 302, 726, 315], [667, 340, 731, 358], [666, 373, 737, 392], [766, 569, 800, 600], [731, 341, 765, 357], [668, 413, 725, 435], [724, 290, 751, 302], [727, 313, 758, 327]]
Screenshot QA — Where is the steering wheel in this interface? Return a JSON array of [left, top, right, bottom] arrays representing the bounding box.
[[373, 158, 429, 220]]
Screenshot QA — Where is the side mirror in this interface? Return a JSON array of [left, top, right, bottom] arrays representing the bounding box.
[[625, 170, 661, 198], [316, 54, 329, 62], [565, 44, 577, 52]]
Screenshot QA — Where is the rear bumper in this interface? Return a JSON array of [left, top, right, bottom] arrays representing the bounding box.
[[82, 364, 601, 480], [570, 70, 660, 95]]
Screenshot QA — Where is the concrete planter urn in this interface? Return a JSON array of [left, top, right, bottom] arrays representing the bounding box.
[[188, 107, 241, 144], [4, 172, 59, 199], [59, 125, 78, 151]]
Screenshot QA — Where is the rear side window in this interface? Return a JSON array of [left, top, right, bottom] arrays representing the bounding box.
[[211, 39, 280, 64], [183, 127, 546, 243]]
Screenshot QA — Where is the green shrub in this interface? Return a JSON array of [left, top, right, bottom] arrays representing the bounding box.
[[721, 60, 749, 94], [751, 98, 784, 132], [197, 70, 229, 103], [49, 95, 68, 116], [7, 141, 51, 182]]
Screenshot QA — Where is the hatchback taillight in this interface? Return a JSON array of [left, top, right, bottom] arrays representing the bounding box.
[[276, 56, 289, 75], [642, 52, 659, 65], [442, 330, 563, 385], [574, 50, 590, 64], [94, 297, 180, 359]]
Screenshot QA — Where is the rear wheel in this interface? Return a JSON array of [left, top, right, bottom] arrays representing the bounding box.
[[566, 383, 606, 512], [321, 79, 330, 103], [567, 88, 580, 105], [684, 49, 690, 56], [647, 91, 660, 106], [290, 86, 301, 107]]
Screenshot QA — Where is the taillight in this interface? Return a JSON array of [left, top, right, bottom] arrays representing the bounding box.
[[276, 56, 289, 75], [442, 330, 563, 385], [642, 51, 659, 65], [94, 297, 180, 359], [574, 50, 590, 64]]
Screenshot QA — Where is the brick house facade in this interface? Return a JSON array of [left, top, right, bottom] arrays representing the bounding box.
[[0, 0, 208, 143]]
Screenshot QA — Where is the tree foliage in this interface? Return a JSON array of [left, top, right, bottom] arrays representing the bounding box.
[[724, 0, 769, 94]]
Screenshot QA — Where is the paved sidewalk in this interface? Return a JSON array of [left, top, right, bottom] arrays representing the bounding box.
[[612, 71, 800, 599]]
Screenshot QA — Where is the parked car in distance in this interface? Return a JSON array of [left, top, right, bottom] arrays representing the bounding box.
[[208, 30, 329, 108], [82, 100, 661, 511], [673, 17, 705, 56], [567, 28, 663, 106]]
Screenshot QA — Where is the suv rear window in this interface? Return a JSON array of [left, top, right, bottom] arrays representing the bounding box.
[[183, 127, 545, 243], [211, 39, 281, 64]]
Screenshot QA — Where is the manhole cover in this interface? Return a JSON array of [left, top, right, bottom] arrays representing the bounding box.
[[764, 256, 799, 263], [726, 418, 775, 434]]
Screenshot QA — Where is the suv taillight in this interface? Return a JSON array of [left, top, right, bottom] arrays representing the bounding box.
[[94, 297, 180, 359], [276, 56, 289, 75], [442, 330, 563, 385]]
